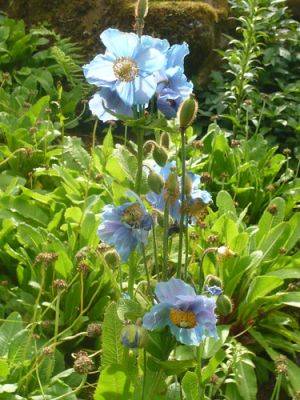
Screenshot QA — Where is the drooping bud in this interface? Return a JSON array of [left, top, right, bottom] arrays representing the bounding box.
[[143, 140, 155, 157], [153, 145, 168, 167], [184, 173, 193, 196], [160, 132, 170, 149], [216, 294, 233, 316], [217, 246, 236, 259], [148, 170, 164, 194], [206, 275, 222, 288], [121, 325, 148, 349], [104, 249, 121, 267], [178, 95, 198, 130], [135, 0, 149, 19]]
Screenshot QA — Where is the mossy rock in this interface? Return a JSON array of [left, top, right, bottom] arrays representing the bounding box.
[[0, 0, 229, 76]]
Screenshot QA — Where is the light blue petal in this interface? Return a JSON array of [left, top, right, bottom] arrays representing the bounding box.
[[155, 278, 196, 303], [159, 161, 177, 181], [100, 28, 139, 58], [136, 47, 166, 74], [143, 303, 170, 330], [133, 75, 157, 105], [167, 43, 190, 69], [192, 189, 212, 204], [168, 322, 204, 346], [157, 88, 182, 119], [141, 35, 170, 55], [83, 54, 116, 87], [116, 81, 135, 106]]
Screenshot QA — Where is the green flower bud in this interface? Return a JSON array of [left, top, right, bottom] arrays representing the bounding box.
[[148, 170, 164, 194], [160, 132, 170, 149], [104, 249, 121, 267], [216, 295, 233, 316], [164, 170, 180, 204], [178, 95, 198, 129], [121, 325, 148, 349], [135, 0, 149, 19], [206, 275, 222, 288], [153, 145, 168, 167], [143, 140, 155, 157]]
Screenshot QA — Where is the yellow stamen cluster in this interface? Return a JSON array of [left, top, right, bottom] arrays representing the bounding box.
[[113, 57, 139, 82], [122, 203, 143, 227], [169, 308, 197, 329]]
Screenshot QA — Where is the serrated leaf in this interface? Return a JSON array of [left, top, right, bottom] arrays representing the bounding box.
[[101, 302, 123, 367], [95, 364, 133, 400], [182, 371, 199, 400]]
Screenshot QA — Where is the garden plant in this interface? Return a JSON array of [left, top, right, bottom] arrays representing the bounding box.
[[0, 0, 299, 399]]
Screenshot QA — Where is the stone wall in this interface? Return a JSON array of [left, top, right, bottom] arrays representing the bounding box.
[[0, 0, 229, 82]]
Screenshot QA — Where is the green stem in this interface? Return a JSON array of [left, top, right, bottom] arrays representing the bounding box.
[[135, 130, 144, 196], [53, 292, 61, 350], [177, 128, 186, 279], [197, 344, 204, 400], [162, 200, 170, 280], [141, 244, 151, 296], [152, 224, 159, 277], [184, 219, 189, 280], [142, 349, 147, 400], [128, 254, 136, 298], [80, 273, 84, 314]]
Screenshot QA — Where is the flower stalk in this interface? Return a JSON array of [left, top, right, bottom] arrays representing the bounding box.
[[177, 127, 186, 279]]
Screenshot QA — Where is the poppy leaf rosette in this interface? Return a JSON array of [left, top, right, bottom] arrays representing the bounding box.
[[83, 28, 166, 106], [98, 200, 153, 262], [143, 278, 218, 346]]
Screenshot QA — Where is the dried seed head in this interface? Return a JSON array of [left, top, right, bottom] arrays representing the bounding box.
[[77, 262, 89, 274], [53, 279, 67, 291], [207, 234, 219, 244], [266, 184, 275, 192], [43, 346, 54, 356], [231, 139, 241, 148], [73, 351, 94, 374], [275, 355, 288, 376], [35, 252, 58, 266], [192, 140, 204, 150], [201, 172, 212, 184], [267, 204, 278, 215], [75, 247, 90, 261], [87, 323, 101, 338]]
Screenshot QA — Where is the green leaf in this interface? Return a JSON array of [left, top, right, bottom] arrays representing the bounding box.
[[0, 312, 23, 357], [0, 359, 9, 379], [203, 325, 229, 359], [216, 190, 237, 219], [256, 197, 286, 244], [258, 222, 291, 261], [235, 359, 257, 400], [95, 364, 133, 400], [267, 269, 300, 280], [182, 371, 199, 400], [101, 302, 124, 367], [202, 349, 226, 383], [54, 252, 73, 278], [245, 276, 283, 304], [280, 292, 300, 308]]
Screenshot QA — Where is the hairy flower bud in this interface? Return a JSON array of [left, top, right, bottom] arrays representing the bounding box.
[[160, 132, 170, 149], [178, 95, 198, 129], [121, 325, 148, 349], [87, 323, 101, 338], [153, 145, 168, 167], [135, 0, 149, 19], [104, 249, 121, 267], [216, 294, 233, 316], [148, 170, 164, 194], [184, 173, 193, 196], [164, 171, 180, 204], [143, 140, 155, 156]]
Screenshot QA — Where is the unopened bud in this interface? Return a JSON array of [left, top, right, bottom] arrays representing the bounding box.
[[164, 171, 180, 204], [184, 173, 193, 196], [143, 140, 155, 156], [104, 249, 121, 267], [148, 170, 164, 194], [178, 95, 198, 129], [201, 172, 212, 184], [160, 132, 170, 149], [206, 275, 222, 288], [216, 294, 233, 316], [121, 325, 148, 349], [135, 0, 149, 19], [153, 145, 168, 167]]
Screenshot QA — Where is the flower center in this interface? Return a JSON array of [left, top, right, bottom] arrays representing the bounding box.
[[122, 203, 144, 228], [113, 57, 139, 82], [169, 308, 197, 329]]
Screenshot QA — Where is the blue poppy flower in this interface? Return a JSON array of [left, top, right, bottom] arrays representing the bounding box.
[[156, 43, 193, 118], [89, 88, 133, 122], [143, 278, 218, 346], [205, 285, 223, 296], [146, 161, 181, 221], [98, 199, 153, 262], [83, 28, 166, 106], [189, 173, 212, 205]]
